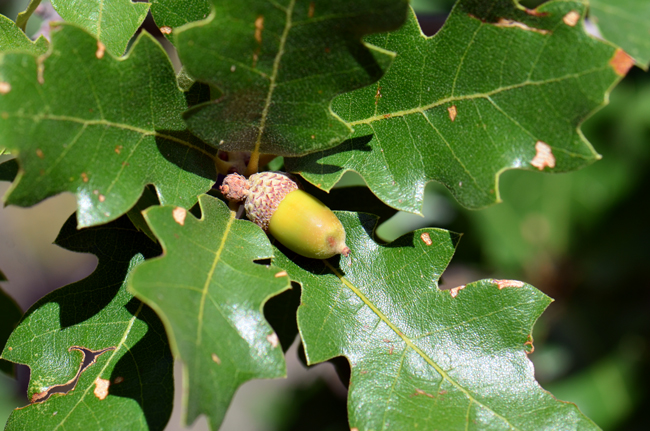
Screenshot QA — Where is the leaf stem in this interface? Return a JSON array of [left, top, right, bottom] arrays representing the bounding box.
[[16, 0, 42, 32]]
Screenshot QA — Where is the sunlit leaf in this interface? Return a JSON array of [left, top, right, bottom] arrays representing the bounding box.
[[0, 215, 173, 431], [287, 0, 627, 212], [274, 212, 598, 430], [0, 24, 215, 228], [0, 13, 48, 55], [50, 0, 150, 56], [129, 195, 291, 429]]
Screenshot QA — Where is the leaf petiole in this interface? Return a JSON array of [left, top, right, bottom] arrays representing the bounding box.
[[15, 0, 41, 32]]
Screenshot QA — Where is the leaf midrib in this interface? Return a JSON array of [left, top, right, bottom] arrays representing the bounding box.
[[54, 301, 144, 430], [323, 260, 519, 430], [10, 113, 215, 160], [347, 66, 610, 127], [251, 0, 296, 161]]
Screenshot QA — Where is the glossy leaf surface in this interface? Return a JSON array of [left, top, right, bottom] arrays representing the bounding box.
[[0, 24, 215, 228], [129, 195, 291, 429], [589, 0, 650, 69], [274, 212, 598, 430], [50, 0, 150, 56], [0, 215, 173, 431], [149, 0, 211, 44], [287, 0, 627, 212], [175, 0, 409, 157]]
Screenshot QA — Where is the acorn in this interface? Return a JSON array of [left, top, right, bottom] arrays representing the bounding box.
[[220, 172, 350, 259]]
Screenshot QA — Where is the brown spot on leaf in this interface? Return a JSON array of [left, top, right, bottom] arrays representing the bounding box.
[[493, 279, 525, 289], [274, 270, 288, 278], [449, 285, 466, 298], [351, 428, 359, 431], [254, 15, 264, 43], [93, 377, 110, 400], [36, 149, 44, 159], [495, 18, 549, 35], [160, 26, 172, 35], [411, 388, 434, 398], [114, 145, 122, 154], [374, 86, 382, 105], [98, 194, 105, 202], [609, 49, 635, 76], [562, 11, 580, 27], [172, 207, 187, 225], [95, 41, 106, 59], [383, 113, 391, 119], [420, 232, 433, 246], [308, 2, 315, 18], [524, 8, 548, 17], [531, 141, 555, 170], [448, 105, 457, 121], [37, 61, 44, 84], [7, 347, 11, 351], [113, 376, 124, 384], [81, 172, 89, 182], [1, 112, 8, 119], [266, 333, 279, 348], [0, 82, 11, 94], [524, 335, 535, 354], [211, 353, 221, 364]]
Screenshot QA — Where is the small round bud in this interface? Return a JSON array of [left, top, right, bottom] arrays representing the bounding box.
[[219, 173, 249, 202]]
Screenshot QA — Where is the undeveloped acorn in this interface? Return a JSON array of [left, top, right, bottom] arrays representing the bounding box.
[[220, 172, 350, 259]]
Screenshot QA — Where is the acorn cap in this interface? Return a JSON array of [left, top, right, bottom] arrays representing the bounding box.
[[244, 172, 299, 231]]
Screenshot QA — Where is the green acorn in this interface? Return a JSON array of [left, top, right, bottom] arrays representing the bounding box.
[[220, 172, 350, 259]]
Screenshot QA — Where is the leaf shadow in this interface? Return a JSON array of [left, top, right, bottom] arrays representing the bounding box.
[[48, 214, 161, 330], [154, 130, 217, 181], [286, 134, 374, 175], [108, 297, 174, 431]]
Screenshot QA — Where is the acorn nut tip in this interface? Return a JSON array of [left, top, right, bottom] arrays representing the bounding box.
[[221, 172, 350, 259]]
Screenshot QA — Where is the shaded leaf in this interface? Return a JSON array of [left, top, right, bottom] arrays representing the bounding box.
[[287, 0, 626, 212], [0, 215, 173, 431], [0, 158, 18, 182], [175, 0, 409, 159], [50, 0, 150, 56], [150, 0, 211, 43], [589, 0, 650, 69], [129, 195, 291, 429], [273, 212, 597, 430], [0, 287, 21, 376], [0, 13, 48, 55], [0, 24, 215, 228]]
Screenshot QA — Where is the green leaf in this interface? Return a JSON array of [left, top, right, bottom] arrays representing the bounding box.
[[0, 13, 48, 55], [287, 0, 626, 212], [0, 24, 216, 228], [149, 0, 211, 43], [0, 288, 21, 376], [273, 212, 598, 430], [0, 214, 174, 431], [589, 0, 650, 69], [50, 0, 150, 57], [129, 195, 291, 429], [175, 0, 409, 159]]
